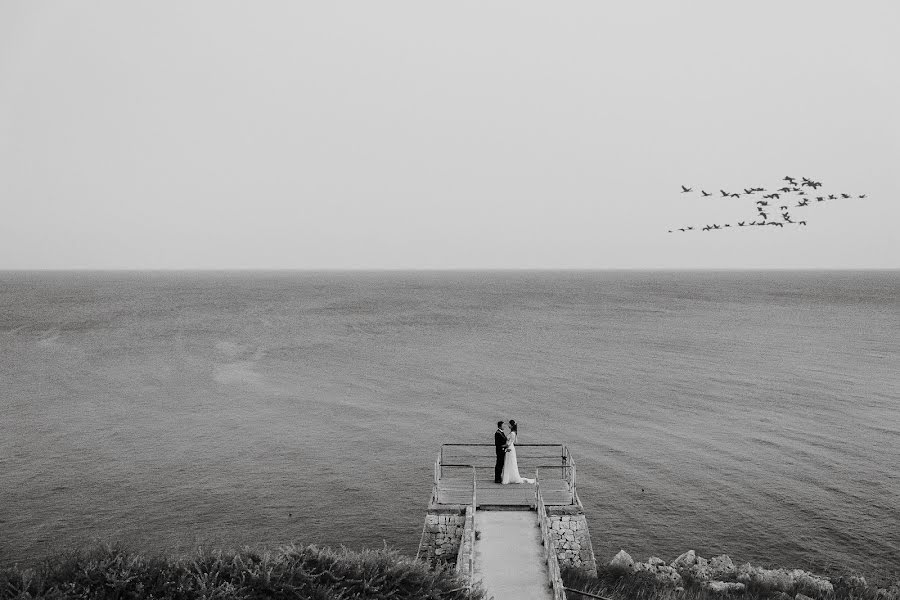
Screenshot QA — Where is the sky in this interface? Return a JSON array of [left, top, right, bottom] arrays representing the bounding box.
[[1, 2, 898, 269]]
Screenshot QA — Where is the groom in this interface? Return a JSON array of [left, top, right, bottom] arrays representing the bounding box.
[[494, 420, 507, 483]]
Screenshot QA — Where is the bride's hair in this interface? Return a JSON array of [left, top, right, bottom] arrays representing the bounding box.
[[509, 420, 518, 433]]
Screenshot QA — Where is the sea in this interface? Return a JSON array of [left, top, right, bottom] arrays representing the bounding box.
[[0, 271, 897, 582]]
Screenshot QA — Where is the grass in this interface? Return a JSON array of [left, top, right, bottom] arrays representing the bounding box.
[[562, 564, 900, 600], [0, 543, 485, 600]]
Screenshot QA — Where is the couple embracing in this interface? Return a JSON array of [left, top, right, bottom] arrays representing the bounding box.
[[493, 419, 536, 485]]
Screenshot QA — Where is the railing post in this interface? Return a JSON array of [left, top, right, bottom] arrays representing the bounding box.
[[562, 445, 566, 480], [572, 460, 577, 504]]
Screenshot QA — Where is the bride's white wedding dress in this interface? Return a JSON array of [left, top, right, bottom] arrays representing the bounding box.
[[501, 432, 535, 485]]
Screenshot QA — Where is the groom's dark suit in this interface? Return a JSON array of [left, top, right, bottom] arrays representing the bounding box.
[[494, 428, 508, 483]]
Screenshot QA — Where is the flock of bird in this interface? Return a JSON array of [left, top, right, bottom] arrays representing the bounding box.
[[668, 176, 866, 233]]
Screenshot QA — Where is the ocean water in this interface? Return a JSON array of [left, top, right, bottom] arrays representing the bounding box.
[[0, 271, 898, 581]]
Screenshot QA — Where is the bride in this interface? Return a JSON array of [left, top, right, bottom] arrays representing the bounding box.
[[501, 420, 535, 485]]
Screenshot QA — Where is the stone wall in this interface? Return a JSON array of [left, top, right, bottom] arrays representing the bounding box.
[[545, 503, 597, 576], [418, 495, 598, 577], [417, 505, 467, 567]]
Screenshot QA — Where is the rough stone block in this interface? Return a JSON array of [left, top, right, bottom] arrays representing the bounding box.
[[706, 581, 746, 594], [709, 555, 736, 579]]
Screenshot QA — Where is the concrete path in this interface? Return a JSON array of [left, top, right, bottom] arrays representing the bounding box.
[[473, 510, 553, 600]]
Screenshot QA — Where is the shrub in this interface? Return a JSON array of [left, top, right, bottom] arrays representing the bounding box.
[[0, 542, 483, 600]]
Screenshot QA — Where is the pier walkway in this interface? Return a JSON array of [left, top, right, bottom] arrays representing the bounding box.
[[474, 510, 554, 600]]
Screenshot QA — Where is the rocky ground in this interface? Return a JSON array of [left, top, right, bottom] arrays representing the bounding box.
[[564, 549, 900, 600]]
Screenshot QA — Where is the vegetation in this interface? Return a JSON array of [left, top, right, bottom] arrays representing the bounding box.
[[0, 543, 484, 600], [562, 565, 900, 600]]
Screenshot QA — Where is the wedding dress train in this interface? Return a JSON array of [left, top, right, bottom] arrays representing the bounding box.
[[501, 432, 535, 485]]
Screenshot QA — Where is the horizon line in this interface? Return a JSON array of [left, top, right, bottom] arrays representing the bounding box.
[[1, 267, 898, 273]]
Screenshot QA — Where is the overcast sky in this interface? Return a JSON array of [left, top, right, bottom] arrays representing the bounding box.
[[1, 2, 898, 269]]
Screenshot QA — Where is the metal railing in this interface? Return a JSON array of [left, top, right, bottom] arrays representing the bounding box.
[[454, 466, 477, 584], [440, 443, 569, 475], [535, 468, 567, 600]]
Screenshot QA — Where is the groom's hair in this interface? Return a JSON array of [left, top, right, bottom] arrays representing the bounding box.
[[497, 421, 504, 428]]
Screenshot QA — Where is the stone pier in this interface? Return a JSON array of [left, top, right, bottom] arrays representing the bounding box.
[[418, 441, 598, 591]]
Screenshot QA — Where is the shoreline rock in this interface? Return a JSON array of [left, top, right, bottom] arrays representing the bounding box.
[[609, 549, 636, 572], [609, 549, 840, 599]]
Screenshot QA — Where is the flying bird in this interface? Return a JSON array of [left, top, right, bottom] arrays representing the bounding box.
[[859, 194, 866, 198], [667, 174, 852, 234]]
